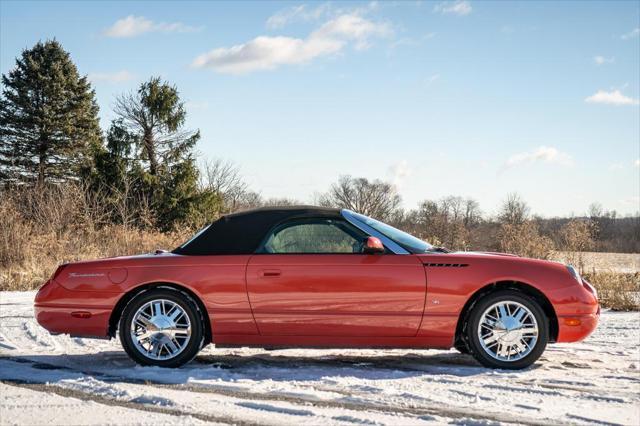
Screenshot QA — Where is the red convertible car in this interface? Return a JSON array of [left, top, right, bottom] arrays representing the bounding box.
[[35, 207, 599, 369]]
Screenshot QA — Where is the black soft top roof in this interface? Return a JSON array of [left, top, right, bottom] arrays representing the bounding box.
[[173, 206, 342, 255]]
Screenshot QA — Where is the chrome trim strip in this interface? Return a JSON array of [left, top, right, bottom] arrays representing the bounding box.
[[341, 209, 410, 255]]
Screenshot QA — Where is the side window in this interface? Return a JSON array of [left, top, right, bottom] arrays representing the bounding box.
[[263, 219, 364, 254]]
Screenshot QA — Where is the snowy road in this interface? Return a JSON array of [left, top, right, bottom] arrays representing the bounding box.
[[1, 291, 639, 426]]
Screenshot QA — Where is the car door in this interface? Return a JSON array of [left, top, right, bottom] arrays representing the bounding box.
[[245, 217, 426, 337]]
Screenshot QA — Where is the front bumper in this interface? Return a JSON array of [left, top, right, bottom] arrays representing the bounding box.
[[555, 278, 600, 343], [556, 310, 600, 342]]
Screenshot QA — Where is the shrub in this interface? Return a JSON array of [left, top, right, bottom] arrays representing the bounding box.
[[0, 196, 32, 266], [0, 184, 192, 291], [558, 219, 596, 274], [499, 221, 555, 259], [583, 271, 639, 311]]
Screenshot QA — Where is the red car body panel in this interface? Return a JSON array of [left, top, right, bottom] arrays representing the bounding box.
[[246, 254, 426, 337], [34, 250, 599, 349]]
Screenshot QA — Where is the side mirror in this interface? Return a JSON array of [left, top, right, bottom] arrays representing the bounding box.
[[363, 236, 385, 254]]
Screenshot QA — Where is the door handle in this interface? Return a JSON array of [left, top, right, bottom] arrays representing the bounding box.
[[260, 269, 281, 277]]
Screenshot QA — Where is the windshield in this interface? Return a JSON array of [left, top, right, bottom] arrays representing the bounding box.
[[351, 212, 434, 254]]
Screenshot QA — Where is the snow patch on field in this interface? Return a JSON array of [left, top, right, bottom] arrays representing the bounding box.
[[1, 291, 639, 425]]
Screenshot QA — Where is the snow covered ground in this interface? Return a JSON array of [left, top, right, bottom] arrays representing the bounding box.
[[1, 291, 639, 426]]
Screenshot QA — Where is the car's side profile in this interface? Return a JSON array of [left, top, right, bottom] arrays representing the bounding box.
[[35, 207, 599, 369]]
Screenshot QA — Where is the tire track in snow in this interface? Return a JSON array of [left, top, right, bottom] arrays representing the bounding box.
[[194, 353, 637, 405], [0, 380, 250, 426], [0, 356, 570, 426]]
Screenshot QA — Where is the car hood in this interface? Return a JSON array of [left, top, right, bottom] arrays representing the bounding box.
[[416, 250, 566, 271], [450, 251, 520, 258]]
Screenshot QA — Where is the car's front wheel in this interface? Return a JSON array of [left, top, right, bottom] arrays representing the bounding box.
[[466, 290, 548, 369], [119, 288, 204, 367]]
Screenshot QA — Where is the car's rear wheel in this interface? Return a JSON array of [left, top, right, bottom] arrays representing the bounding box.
[[119, 288, 204, 367], [466, 290, 548, 369]]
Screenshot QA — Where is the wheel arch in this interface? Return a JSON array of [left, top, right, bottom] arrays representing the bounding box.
[[108, 281, 212, 345], [454, 280, 559, 348]]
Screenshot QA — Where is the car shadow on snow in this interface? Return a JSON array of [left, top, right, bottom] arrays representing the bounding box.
[[194, 350, 484, 373], [2, 350, 540, 384]]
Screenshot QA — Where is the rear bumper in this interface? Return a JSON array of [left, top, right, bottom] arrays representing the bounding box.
[[34, 279, 115, 338], [34, 304, 112, 338]]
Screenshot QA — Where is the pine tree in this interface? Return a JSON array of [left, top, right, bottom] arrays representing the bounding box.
[[114, 77, 199, 178], [156, 159, 221, 230], [0, 40, 102, 185], [111, 77, 220, 229], [92, 119, 137, 192]]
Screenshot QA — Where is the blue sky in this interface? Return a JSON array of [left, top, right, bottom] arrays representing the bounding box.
[[1, 0, 639, 217]]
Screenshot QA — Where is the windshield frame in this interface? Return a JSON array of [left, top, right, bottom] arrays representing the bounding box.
[[341, 210, 434, 254]]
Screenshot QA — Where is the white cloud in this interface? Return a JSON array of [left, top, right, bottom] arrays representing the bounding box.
[[608, 163, 624, 171], [585, 90, 639, 106], [593, 55, 614, 65], [423, 73, 440, 87], [88, 70, 134, 83], [266, 4, 331, 29], [503, 146, 573, 170], [267, 5, 306, 29], [388, 160, 411, 189], [104, 15, 202, 38], [621, 27, 639, 40], [620, 196, 640, 207], [192, 13, 391, 74], [635, 159, 640, 167], [433, 1, 472, 16], [191, 36, 342, 74], [314, 13, 391, 50], [389, 32, 435, 49]]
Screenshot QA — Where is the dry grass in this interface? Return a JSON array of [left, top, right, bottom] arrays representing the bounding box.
[[583, 271, 640, 311], [499, 221, 555, 260], [0, 185, 191, 291], [552, 251, 639, 310], [0, 226, 188, 291], [553, 251, 639, 274], [2, 185, 639, 311]]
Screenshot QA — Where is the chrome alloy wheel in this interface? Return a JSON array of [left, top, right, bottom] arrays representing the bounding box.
[[477, 301, 539, 362], [130, 299, 192, 360]]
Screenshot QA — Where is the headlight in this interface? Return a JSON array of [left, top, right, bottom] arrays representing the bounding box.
[[566, 265, 582, 284]]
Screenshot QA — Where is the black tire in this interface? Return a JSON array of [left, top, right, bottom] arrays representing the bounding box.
[[119, 287, 205, 368], [454, 340, 471, 354], [465, 290, 548, 370]]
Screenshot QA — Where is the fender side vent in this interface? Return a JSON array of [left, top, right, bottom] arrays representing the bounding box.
[[424, 263, 469, 268]]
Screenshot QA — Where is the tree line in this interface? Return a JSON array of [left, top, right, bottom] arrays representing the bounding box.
[[1, 40, 638, 256]]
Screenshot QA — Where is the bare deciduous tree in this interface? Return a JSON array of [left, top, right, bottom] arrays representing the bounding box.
[[499, 193, 530, 225], [318, 176, 402, 222], [235, 191, 264, 211], [410, 196, 481, 250], [559, 219, 596, 273], [497, 193, 554, 258], [464, 198, 482, 228], [499, 221, 554, 259], [199, 158, 249, 211], [262, 197, 301, 207]]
